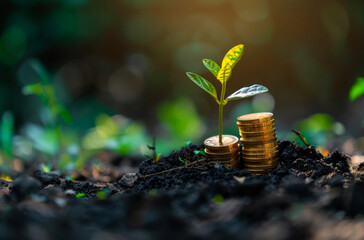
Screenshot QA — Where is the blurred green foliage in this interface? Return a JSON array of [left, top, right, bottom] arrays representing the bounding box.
[[0, 112, 14, 160], [350, 78, 364, 102], [292, 113, 345, 147]]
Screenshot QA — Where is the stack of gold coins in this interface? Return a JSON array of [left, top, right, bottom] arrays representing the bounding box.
[[204, 135, 240, 168], [237, 112, 279, 174]]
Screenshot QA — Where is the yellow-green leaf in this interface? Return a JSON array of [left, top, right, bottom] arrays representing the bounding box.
[[186, 72, 218, 101], [217, 44, 244, 83], [202, 59, 220, 78], [349, 77, 364, 101]]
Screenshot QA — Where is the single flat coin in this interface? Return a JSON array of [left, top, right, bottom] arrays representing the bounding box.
[[237, 124, 276, 133], [237, 119, 275, 128], [204, 135, 239, 150], [237, 112, 274, 124]]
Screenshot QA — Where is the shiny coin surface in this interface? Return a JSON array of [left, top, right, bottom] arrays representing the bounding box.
[[242, 142, 277, 149], [241, 136, 277, 145], [237, 119, 275, 128], [242, 145, 278, 153], [237, 112, 274, 124], [239, 128, 276, 137], [204, 135, 239, 150], [237, 124, 276, 132], [243, 153, 278, 161], [242, 158, 278, 165], [240, 132, 276, 141], [205, 144, 240, 154], [243, 163, 278, 170]]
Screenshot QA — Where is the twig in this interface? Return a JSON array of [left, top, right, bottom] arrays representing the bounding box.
[[142, 158, 210, 178]]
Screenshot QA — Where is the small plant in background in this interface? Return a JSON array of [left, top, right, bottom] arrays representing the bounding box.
[[186, 44, 268, 145], [148, 137, 162, 164], [178, 157, 187, 167], [22, 60, 72, 156]]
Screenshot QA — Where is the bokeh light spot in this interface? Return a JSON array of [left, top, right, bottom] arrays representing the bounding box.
[[108, 67, 144, 103], [252, 92, 275, 112], [235, 18, 274, 46], [174, 42, 220, 73], [121, 17, 157, 44], [233, 0, 270, 22]]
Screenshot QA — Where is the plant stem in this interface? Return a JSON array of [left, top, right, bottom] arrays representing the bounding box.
[[218, 82, 227, 145]]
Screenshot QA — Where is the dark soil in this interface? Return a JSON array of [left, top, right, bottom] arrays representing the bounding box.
[[1, 141, 364, 240]]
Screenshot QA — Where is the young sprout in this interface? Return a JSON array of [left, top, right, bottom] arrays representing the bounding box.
[[148, 137, 162, 164], [186, 44, 268, 145]]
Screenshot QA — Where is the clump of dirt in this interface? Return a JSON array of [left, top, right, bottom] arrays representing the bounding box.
[[0, 140, 363, 240]]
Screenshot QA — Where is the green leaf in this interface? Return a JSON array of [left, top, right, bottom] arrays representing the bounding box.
[[217, 44, 244, 83], [40, 163, 51, 173], [178, 157, 185, 164], [76, 193, 86, 198], [202, 59, 220, 77], [225, 84, 268, 102], [22, 83, 43, 96], [186, 72, 217, 101], [194, 150, 205, 155], [156, 153, 162, 162], [30, 60, 50, 84], [349, 77, 364, 101]]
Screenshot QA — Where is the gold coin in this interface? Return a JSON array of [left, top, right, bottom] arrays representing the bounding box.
[[242, 152, 278, 159], [243, 154, 279, 161], [209, 154, 240, 161], [205, 147, 240, 155], [241, 136, 277, 145], [237, 124, 276, 132], [242, 156, 279, 164], [245, 169, 271, 175], [243, 164, 278, 171], [242, 145, 278, 153], [240, 133, 276, 141], [205, 144, 240, 154], [237, 119, 275, 128], [237, 112, 274, 124], [239, 128, 276, 137], [242, 142, 277, 149], [204, 135, 239, 150], [242, 158, 278, 165]]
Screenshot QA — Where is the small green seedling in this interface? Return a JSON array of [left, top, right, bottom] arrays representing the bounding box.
[[186, 44, 268, 145], [194, 150, 205, 155], [76, 193, 86, 198], [148, 137, 162, 164], [291, 129, 311, 147], [76, 193, 86, 199], [178, 157, 187, 167]]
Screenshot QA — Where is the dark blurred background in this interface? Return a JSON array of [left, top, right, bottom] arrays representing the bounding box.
[[0, 0, 364, 158]]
